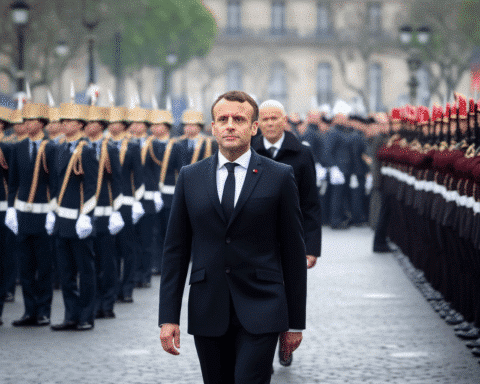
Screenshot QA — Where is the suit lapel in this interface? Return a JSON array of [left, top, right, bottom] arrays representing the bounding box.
[[227, 150, 263, 228], [205, 152, 227, 223]]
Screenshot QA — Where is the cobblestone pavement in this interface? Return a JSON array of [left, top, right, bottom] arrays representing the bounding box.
[[1, 227, 480, 384]]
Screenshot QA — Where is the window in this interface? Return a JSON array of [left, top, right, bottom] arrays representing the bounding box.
[[317, 2, 332, 36], [317, 63, 333, 105], [368, 63, 382, 112], [226, 62, 243, 91], [227, 0, 242, 34], [417, 66, 430, 106], [367, 2, 382, 35], [271, 1, 286, 35], [268, 62, 287, 105]]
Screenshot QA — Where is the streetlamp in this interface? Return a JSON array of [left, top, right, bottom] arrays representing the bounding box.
[[162, 51, 178, 108], [10, 0, 30, 101], [82, 0, 100, 92], [55, 40, 70, 103], [399, 25, 431, 104]]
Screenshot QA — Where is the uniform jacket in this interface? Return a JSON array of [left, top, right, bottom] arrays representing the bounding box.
[[140, 137, 164, 215], [0, 140, 12, 223], [52, 140, 98, 238], [159, 150, 307, 337], [252, 131, 322, 257], [156, 139, 183, 209], [324, 125, 354, 175], [178, 135, 217, 166], [8, 137, 56, 235]]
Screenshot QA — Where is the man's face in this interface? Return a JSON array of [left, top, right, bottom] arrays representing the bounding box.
[[14, 123, 27, 136], [26, 119, 43, 136], [184, 124, 201, 138], [85, 121, 103, 137], [258, 107, 286, 144], [62, 120, 82, 136], [151, 123, 169, 137], [46, 122, 62, 135], [108, 122, 125, 136], [211, 99, 258, 154], [128, 122, 147, 137]]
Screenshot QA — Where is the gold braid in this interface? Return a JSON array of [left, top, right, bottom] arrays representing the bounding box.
[[27, 140, 49, 204], [159, 139, 175, 187], [190, 137, 205, 164], [57, 141, 88, 208], [95, 138, 112, 202], [141, 136, 162, 166], [204, 137, 212, 159]]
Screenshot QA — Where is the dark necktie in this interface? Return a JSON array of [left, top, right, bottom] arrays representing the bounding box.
[[30, 140, 37, 161], [221, 162, 238, 222], [268, 147, 276, 158]]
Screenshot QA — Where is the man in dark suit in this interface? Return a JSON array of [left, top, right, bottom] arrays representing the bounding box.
[[159, 90, 307, 384]]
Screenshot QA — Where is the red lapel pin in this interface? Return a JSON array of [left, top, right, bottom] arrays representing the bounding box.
[[253, 169, 258, 173]]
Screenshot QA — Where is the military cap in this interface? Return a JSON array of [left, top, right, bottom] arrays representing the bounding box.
[[0, 106, 12, 123], [59, 103, 89, 121], [148, 109, 173, 125], [182, 110, 204, 125], [127, 106, 149, 123], [10, 109, 23, 124], [23, 103, 49, 120], [49, 107, 60, 122], [108, 106, 128, 123], [87, 105, 109, 122]]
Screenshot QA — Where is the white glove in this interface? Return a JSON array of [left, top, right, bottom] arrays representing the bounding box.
[[349, 174, 359, 189], [365, 173, 373, 194], [75, 214, 93, 239], [45, 211, 56, 235], [329, 166, 345, 185], [108, 211, 125, 235], [154, 192, 164, 213], [315, 163, 327, 186], [132, 201, 145, 224], [5, 207, 18, 235]]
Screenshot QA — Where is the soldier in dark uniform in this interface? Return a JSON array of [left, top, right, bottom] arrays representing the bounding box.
[[50, 102, 99, 331], [85, 105, 123, 319], [0, 106, 12, 325], [107, 106, 144, 303], [177, 110, 216, 166], [147, 109, 183, 275], [128, 106, 162, 288], [5, 103, 56, 327]]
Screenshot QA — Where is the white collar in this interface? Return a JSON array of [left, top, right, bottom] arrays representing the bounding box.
[[263, 132, 285, 150], [217, 148, 252, 170]]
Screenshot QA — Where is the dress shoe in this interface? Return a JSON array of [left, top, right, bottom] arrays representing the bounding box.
[[373, 243, 394, 253], [5, 292, 14, 303], [103, 310, 116, 319], [121, 296, 133, 303], [12, 315, 37, 327], [76, 322, 94, 331], [466, 338, 480, 349], [95, 310, 105, 319], [36, 316, 51, 326], [456, 328, 480, 340], [278, 348, 293, 367], [51, 321, 77, 331], [471, 348, 480, 357]]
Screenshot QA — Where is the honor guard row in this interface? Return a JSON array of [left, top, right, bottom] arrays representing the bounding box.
[[0, 99, 216, 329], [377, 94, 480, 360]]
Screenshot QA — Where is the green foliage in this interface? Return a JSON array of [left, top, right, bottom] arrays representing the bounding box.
[[459, 0, 480, 46]]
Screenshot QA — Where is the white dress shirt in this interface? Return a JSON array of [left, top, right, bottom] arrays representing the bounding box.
[[263, 132, 285, 158], [216, 149, 251, 206]]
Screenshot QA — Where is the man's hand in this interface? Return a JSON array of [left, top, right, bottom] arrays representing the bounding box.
[[279, 331, 303, 361], [306, 255, 317, 269], [160, 323, 181, 355]]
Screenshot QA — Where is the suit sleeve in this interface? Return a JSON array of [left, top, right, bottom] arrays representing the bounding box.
[[158, 167, 192, 326], [299, 148, 322, 257], [277, 166, 307, 330]]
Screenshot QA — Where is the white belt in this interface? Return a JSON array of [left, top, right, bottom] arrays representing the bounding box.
[[94, 206, 113, 216], [122, 196, 135, 206], [56, 206, 79, 220], [144, 191, 156, 200], [160, 184, 175, 195], [0, 201, 7, 212], [15, 199, 51, 214]]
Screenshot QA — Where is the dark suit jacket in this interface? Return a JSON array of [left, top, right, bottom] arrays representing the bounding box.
[[252, 131, 322, 257], [159, 149, 307, 337]]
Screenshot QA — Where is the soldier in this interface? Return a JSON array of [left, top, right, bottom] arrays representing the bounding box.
[[0, 106, 12, 325], [148, 109, 183, 275], [45, 107, 64, 143], [50, 102, 99, 331], [107, 106, 144, 303], [177, 110, 216, 166], [5, 103, 56, 327], [127, 106, 162, 288], [85, 105, 123, 319]]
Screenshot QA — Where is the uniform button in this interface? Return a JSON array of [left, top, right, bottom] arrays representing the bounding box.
[[226, 238, 231, 244], [225, 267, 231, 274]]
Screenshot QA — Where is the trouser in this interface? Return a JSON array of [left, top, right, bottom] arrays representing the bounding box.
[[319, 180, 330, 226], [17, 233, 53, 319], [329, 183, 348, 228], [115, 222, 137, 299], [154, 207, 171, 273], [5, 230, 18, 296], [373, 193, 391, 247], [56, 237, 96, 325], [50, 236, 61, 289], [93, 232, 118, 312], [135, 213, 155, 285], [349, 175, 367, 224], [193, 303, 279, 384]]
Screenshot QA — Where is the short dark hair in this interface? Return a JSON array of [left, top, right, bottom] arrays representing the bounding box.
[[211, 90, 258, 123]]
